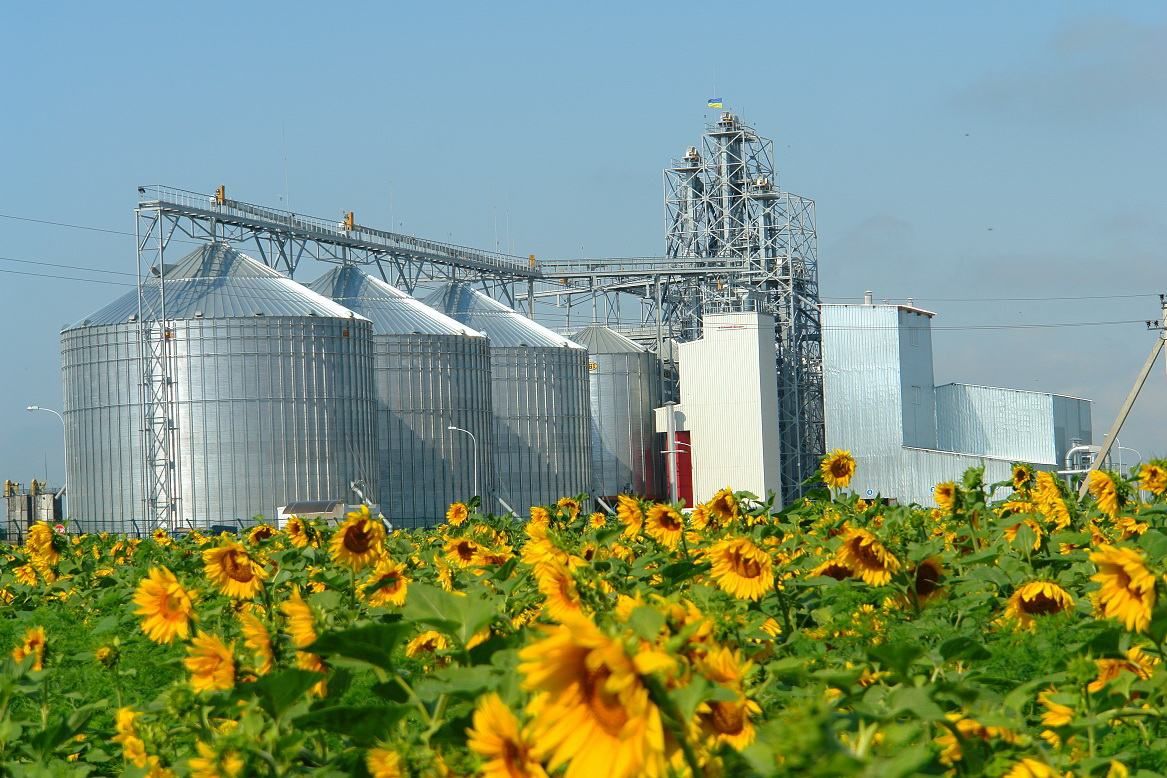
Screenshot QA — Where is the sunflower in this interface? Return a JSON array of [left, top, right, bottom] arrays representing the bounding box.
[[616, 495, 644, 538], [362, 557, 410, 607], [14, 564, 38, 587], [912, 558, 944, 603], [183, 632, 236, 693], [26, 522, 59, 567], [588, 511, 607, 529], [406, 630, 450, 658], [188, 741, 245, 778], [835, 528, 901, 586], [934, 482, 956, 512], [1004, 519, 1044, 550], [1034, 472, 1071, 529], [113, 707, 150, 768], [707, 487, 740, 523], [280, 587, 318, 648], [445, 537, 481, 568], [1139, 462, 1167, 496], [296, 651, 328, 697], [820, 450, 856, 489], [366, 748, 403, 778], [695, 646, 761, 750], [329, 507, 386, 571], [133, 566, 196, 644], [11, 625, 46, 671], [809, 558, 853, 581], [557, 497, 582, 520], [446, 502, 470, 527], [644, 504, 684, 550], [519, 613, 666, 778], [1089, 645, 1158, 692], [708, 537, 774, 600], [238, 611, 273, 675], [149, 527, 171, 547], [1004, 581, 1074, 629], [284, 516, 312, 548], [534, 560, 583, 621], [689, 503, 713, 532], [1012, 463, 1034, 491], [467, 693, 548, 778], [1003, 759, 1058, 778], [1090, 544, 1156, 632], [1037, 689, 1074, 727], [1088, 470, 1120, 518], [246, 524, 277, 544], [202, 542, 267, 600]]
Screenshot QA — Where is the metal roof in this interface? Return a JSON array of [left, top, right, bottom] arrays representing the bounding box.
[[423, 282, 583, 349], [306, 266, 483, 337], [568, 325, 645, 354], [66, 243, 365, 329]]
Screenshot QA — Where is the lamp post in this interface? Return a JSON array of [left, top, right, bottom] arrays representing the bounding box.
[[26, 405, 66, 515], [447, 425, 479, 499]]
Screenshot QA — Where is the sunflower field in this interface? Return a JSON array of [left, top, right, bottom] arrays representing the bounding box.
[[5, 456, 1167, 777]]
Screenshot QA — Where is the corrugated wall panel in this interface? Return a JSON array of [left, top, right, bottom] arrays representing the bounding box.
[[935, 383, 1056, 464]]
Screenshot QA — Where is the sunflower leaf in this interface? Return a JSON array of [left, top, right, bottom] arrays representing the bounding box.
[[310, 623, 411, 673], [250, 669, 328, 719], [294, 704, 409, 746], [403, 583, 495, 647]]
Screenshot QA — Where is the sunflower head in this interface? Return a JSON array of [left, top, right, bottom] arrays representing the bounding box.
[[707, 487, 740, 522], [284, 517, 314, 548], [708, 536, 774, 600], [183, 632, 236, 694], [615, 495, 644, 538], [246, 524, 277, 545], [835, 528, 901, 587], [1011, 463, 1034, 491], [329, 509, 386, 572], [11, 625, 46, 671], [1004, 581, 1074, 629], [446, 502, 470, 526], [1087, 470, 1121, 519], [644, 503, 684, 550], [556, 497, 582, 520], [133, 566, 196, 644], [238, 611, 273, 676], [934, 482, 957, 512], [466, 693, 544, 778], [820, 450, 857, 489], [202, 541, 268, 600], [1090, 544, 1156, 632], [913, 558, 944, 602], [280, 587, 318, 648], [1139, 462, 1167, 496], [362, 557, 410, 608]]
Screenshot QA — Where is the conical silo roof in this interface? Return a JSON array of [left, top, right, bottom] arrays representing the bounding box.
[[66, 243, 364, 328], [423, 282, 583, 349], [306, 266, 483, 337], [568, 325, 645, 354]]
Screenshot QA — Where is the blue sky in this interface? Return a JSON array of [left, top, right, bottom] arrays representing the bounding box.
[[1, 1, 1165, 487]]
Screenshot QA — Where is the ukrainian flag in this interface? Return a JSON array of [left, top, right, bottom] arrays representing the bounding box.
[[707, 97, 723, 109]]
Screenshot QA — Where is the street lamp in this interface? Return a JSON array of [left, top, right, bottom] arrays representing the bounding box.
[[447, 425, 479, 499], [26, 405, 66, 514]]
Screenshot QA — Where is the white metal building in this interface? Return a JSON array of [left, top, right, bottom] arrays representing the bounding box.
[[821, 300, 1092, 506], [658, 312, 784, 505]]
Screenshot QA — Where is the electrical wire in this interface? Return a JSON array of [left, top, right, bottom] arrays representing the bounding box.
[[0, 266, 131, 287], [0, 211, 133, 237], [0, 254, 135, 278]]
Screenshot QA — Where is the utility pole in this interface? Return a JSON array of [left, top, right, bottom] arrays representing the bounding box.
[[1078, 293, 1167, 496]]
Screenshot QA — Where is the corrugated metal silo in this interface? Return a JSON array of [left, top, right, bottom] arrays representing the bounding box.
[[60, 243, 377, 533], [568, 326, 662, 499], [307, 266, 494, 528], [424, 283, 591, 514]]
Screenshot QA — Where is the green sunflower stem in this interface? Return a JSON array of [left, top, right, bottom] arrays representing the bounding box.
[[644, 675, 702, 777]]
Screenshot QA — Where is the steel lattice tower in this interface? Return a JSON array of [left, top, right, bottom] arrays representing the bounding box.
[[664, 112, 824, 503]]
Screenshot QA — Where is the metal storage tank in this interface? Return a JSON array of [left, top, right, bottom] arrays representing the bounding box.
[[568, 326, 662, 500], [424, 283, 591, 515], [60, 243, 377, 534], [307, 266, 494, 528]]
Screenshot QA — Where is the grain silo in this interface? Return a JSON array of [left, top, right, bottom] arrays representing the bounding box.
[[568, 326, 662, 500], [60, 243, 377, 534], [307, 266, 494, 528], [424, 283, 591, 515]]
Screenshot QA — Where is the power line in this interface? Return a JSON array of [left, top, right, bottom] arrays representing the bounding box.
[[0, 211, 133, 237], [0, 266, 131, 287], [0, 254, 135, 278]]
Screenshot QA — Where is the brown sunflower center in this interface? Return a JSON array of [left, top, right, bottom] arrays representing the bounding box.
[[850, 538, 886, 570], [706, 701, 746, 736], [1021, 592, 1066, 615], [583, 667, 629, 736], [222, 551, 256, 583], [343, 523, 374, 554], [376, 573, 400, 591], [830, 459, 852, 478], [501, 739, 525, 776], [729, 550, 762, 580], [915, 563, 941, 596], [659, 512, 682, 532], [456, 541, 477, 561], [820, 562, 852, 581]]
